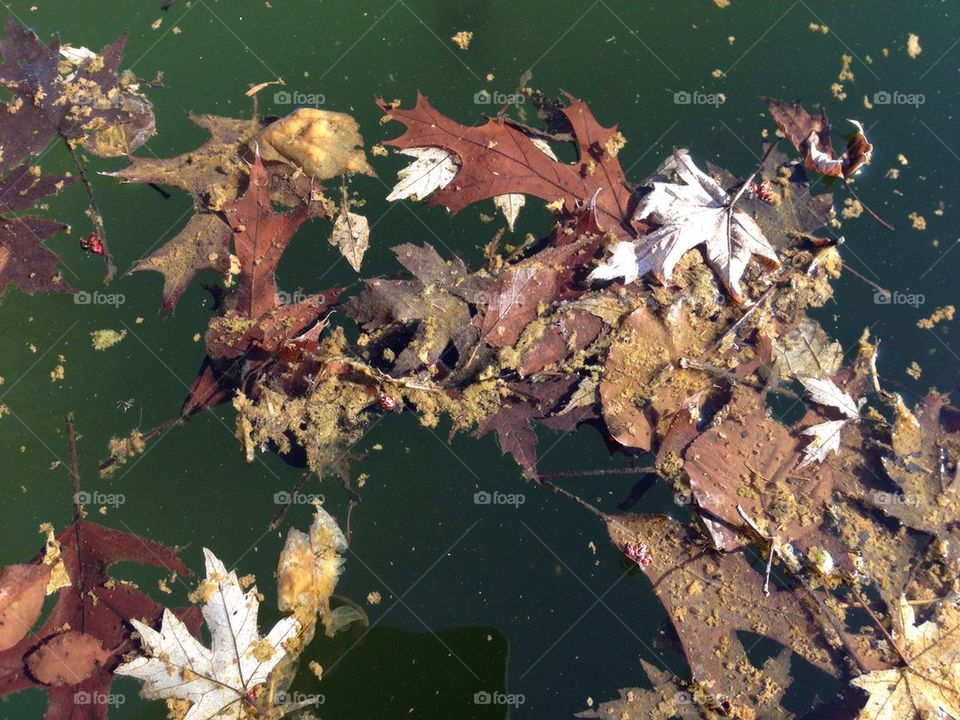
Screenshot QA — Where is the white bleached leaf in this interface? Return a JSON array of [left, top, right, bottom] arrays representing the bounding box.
[[330, 209, 370, 272], [493, 193, 525, 231], [798, 376, 862, 419], [386, 147, 459, 202], [115, 548, 301, 720], [588, 149, 780, 301], [798, 419, 847, 468]]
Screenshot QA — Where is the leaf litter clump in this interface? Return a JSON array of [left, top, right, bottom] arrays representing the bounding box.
[[0, 12, 956, 717]]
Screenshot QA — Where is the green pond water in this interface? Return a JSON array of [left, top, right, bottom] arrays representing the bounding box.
[[0, 1, 956, 718]]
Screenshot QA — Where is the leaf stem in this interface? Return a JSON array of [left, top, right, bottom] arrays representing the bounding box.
[[64, 139, 115, 283]]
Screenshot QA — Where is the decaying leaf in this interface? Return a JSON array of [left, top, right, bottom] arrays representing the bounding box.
[[764, 98, 872, 178], [850, 596, 960, 720], [329, 206, 370, 272], [116, 549, 301, 720], [386, 147, 459, 202]]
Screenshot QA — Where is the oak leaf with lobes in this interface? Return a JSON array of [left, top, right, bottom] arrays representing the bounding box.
[[590, 149, 780, 302], [378, 93, 637, 237]]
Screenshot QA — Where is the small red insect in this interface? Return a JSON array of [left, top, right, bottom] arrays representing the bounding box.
[[80, 232, 105, 255], [748, 179, 775, 204], [378, 394, 399, 412], [624, 541, 654, 567]]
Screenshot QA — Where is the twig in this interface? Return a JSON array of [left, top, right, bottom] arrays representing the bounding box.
[[66, 413, 81, 520], [538, 478, 606, 520], [845, 182, 895, 232], [680, 357, 800, 400], [268, 470, 314, 531], [842, 263, 890, 297], [847, 583, 912, 668], [538, 466, 653, 481], [64, 140, 114, 283]]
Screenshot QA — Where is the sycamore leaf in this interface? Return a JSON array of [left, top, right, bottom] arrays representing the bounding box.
[[850, 596, 960, 720], [386, 147, 459, 202], [799, 376, 862, 419], [798, 418, 847, 468], [590, 149, 780, 302], [329, 208, 370, 272], [116, 548, 301, 720]]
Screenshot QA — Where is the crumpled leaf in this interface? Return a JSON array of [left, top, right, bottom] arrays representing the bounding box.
[[116, 548, 301, 720], [255, 107, 375, 179], [850, 596, 960, 720], [0, 563, 51, 651], [590, 149, 780, 302], [277, 503, 347, 646], [378, 93, 637, 237], [765, 98, 872, 178], [329, 207, 370, 272]]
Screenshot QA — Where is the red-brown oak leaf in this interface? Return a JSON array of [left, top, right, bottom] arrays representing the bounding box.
[[0, 520, 200, 720], [378, 93, 637, 237]]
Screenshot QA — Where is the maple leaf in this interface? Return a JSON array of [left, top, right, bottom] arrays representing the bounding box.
[[385, 147, 459, 202], [590, 148, 780, 302], [797, 375, 863, 468], [850, 596, 960, 720], [764, 98, 872, 178], [0, 520, 200, 720], [0, 164, 76, 297], [378, 93, 637, 237], [116, 548, 301, 720]]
